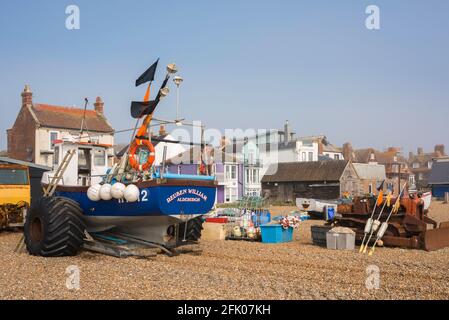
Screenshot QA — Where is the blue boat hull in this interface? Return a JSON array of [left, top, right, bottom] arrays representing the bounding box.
[[51, 179, 217, 245], [55, 184, 216, 217]]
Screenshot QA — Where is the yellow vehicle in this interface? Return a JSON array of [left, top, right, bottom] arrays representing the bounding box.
[[0, 164, 30, 229]]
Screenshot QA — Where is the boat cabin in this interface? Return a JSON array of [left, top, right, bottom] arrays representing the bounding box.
[[42, 140, 113, 187]]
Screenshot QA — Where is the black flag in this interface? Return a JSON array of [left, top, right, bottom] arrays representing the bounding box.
[[135, 59, 159, 87], [155, 75, 170, 101], [130, 100, 158, 119]]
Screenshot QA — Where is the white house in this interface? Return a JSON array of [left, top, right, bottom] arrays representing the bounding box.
[[152, 125, 186, 166], [236, 121, 344, 196]]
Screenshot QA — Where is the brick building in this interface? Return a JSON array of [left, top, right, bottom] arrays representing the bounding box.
[[7, 85, 114, 167]]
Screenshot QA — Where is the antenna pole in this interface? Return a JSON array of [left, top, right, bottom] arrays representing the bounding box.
[[80, 98, 88, 136]]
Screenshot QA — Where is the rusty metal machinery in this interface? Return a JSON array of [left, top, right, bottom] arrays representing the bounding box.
[[0, 201, 28, 229], [333, 196, 449, 251]]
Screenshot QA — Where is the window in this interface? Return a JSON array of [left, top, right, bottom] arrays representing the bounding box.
[[90, 137, 100, 144], [334, 154, 340, 160], [245, 168, 251, 184], [428, 162, 432, 169], [412, 162, 419, 169], [225, 165, 237, 180], [94, 149, 106, 166], [225, 188, 230, 202], [49, 132, 58, 150], [225, 187, 237, 203], [0, 168, 28, 185], [248, 152, 254, 164], [308, 152, 313, 162], [368, 184, 373, 194], [301, 152, 306, 161], [252, 169, 258, 183]]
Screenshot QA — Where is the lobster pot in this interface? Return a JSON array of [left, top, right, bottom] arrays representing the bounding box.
[[326, 227, 355, 250], [311, 225, 332, 247]]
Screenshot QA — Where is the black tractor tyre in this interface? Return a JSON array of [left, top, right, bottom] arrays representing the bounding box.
[[24, 196, 86, 257], [178, 216, 204, 242]]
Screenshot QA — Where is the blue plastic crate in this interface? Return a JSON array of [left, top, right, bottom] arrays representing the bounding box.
[[260, 224, 293, 243], [251, 211, 271, 227]]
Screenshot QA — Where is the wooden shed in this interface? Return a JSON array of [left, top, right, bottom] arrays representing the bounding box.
[[261, 160, 356, 202]]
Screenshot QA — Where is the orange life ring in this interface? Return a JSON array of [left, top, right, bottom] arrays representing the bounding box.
[[128, 139, 155, 171]]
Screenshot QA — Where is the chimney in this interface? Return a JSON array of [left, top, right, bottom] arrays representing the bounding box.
[[21, 85, 32, 107], [94, 96, 104, 115], [435, 144, 445, 157], [284, 120, 291, 145], [159, 125, 167, 136], [409, 151, 414, 160], [342, 142, 353, 161], [417, 147, 423, 155]]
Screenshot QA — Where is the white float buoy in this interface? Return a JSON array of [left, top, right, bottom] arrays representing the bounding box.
[[99, 184, 113, 201], [110, 182, 126, 199], [87, 184, 102, 202], [124, 184, 139, 202]]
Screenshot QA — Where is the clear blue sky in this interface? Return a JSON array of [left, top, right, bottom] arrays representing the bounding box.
[[1, 0, 448, 154]]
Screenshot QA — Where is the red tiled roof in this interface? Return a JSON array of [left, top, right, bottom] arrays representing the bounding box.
[[31, 104, 114, 133]]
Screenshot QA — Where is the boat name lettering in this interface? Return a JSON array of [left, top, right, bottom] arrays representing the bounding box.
[[166, 188, 208, 203]]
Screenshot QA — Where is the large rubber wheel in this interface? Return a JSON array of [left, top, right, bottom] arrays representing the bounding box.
[[178, 216, 204, 242], [24, 196, 86, 257]]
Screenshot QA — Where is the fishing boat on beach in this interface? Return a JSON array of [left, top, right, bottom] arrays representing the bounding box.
[[24, 60, 217, 257]]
